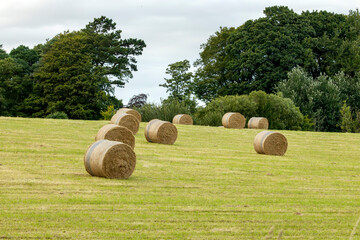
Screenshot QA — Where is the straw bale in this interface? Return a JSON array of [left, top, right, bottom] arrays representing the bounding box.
[[84, 140, 136, 179], [253, 131, 288, 156], [172, 114, 193, 125], [145, 119, 177, 144], [248, 117, 269, 129], [222, 112, 246, 129], [110, 112, 139, 134], [116, 108, 141, 122], [95, 124, 135, 149]]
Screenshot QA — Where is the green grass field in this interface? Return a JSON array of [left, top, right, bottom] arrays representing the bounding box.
[[1, 117, 360, 239]]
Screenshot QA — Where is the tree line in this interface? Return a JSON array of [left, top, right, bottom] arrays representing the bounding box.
[[0, 16, 145, 119], [159, 6, 360, 132], [1, 7, 360, 132]]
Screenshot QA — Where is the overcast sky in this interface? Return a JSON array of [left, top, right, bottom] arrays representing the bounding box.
[[1, 0, 359, 105]]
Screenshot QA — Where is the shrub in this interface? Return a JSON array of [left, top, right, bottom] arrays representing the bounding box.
[[265, 93, 303, 130], [195, 95, 257, 124], [100, 105, 115, 120], [135, 100, 191, 122], [45, 112, 68, 119], [301, 115, 315, 131], [340, 101, 360, 133], [194, 109, 223, 126], [195, 91, 303, 130]]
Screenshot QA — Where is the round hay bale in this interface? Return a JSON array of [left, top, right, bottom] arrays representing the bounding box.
[[110, 112, 139, 135], [84, 140, 136, 179], [222, 112, 246, 129], [116, 108, 141, 122], [253, 131, 288, 156], [248, 117, 269, 129], [172, 114, 193, 125], [95, 124, 135, 149], [144, 119, 177, 144]]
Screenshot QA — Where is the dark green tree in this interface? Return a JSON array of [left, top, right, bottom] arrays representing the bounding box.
[[28, 32, 99, 118], [193, 27, 236, 102], [0, 45, 8, 59], [27, 16, 145, 119], [194, 6, 360, 102], [82, 16, 146, 86], [0, 57, 33, 116], [9, 45, 39, 72], [194, 6, 314, 101]]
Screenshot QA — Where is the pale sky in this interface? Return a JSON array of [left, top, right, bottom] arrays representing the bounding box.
[[1, 0, 359, 105]]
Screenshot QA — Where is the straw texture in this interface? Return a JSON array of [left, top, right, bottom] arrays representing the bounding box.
[[248, 117, 269, 129], [254, 131, 288, 156], [84, 140, 136, 179], [116, 108, 141, 122], [145, 119, 177, 144], [95, 124, 135, 149], [222, 112, 246, 129], [110, 112, 139, 135], [172, 114, 193, 125]]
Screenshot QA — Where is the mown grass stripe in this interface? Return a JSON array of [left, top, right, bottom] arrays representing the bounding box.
[[0, 117, 359, 239]]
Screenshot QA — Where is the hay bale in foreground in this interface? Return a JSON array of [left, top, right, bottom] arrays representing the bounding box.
[[110, 112, 139, 135], [116, 108, 141, 122], [248, 117, 269, 129], [95, 124, 135, 149], [145, 119, 177, 144], [172, 114, 193, 125], [222, 112, 246, 129], [84, 140, 136, 179], [253, 131, 288, 156]]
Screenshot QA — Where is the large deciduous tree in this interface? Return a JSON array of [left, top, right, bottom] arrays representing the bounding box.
[[194, 6, 360, 102], [28, 16, 145, 119], [82, 16, 146, 86], [0, 45, 8, 60], [193, 27, 235, 102], [0, 45, 38, 117], [10, 45, 39, 72]]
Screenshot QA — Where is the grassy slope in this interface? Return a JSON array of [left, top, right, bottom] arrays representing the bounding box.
[[0, 117, 360, 239]]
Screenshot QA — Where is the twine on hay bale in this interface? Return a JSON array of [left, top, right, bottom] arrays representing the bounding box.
[[144, 119, 177, 144], [253, 131, 288, 156], [248, 117, 269, 129], [172, 114, 193, 125], [84, 140, 136, 179], [95, 124, 135, 149], [222, 112, 246, 129], [116, 108, 141, 122], [110, 112, 139, 135]]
